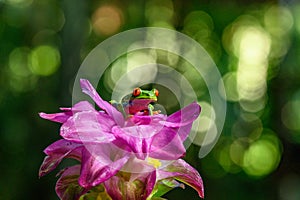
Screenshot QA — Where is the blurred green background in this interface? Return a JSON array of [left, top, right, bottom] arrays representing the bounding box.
[[1, 0, 300, 199]]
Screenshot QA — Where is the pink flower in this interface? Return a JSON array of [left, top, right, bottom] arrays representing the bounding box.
[[39, 79, 204, 199]]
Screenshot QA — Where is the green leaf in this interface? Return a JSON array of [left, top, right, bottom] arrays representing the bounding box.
[[79, 184, 112, 200], [147, 178, 184, 200]]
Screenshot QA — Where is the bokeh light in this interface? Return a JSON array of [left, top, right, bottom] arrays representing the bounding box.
[[2, 2, 30, 27], [29, 45, 60, 76], [282, 100, 300, 131], [230, 138, 248, 167], [7, 47, 38, 92], [216, 3, 289, 183], [92, 4, 123, 36], [281, 90, 300, 143], [110, 55, 127, 84], [265, 5, 293, 78], [235, 25, 270, 103], [281, 90, 300, 132], [231, 114, 263, 139], [9, 47, 31, 77], [192, 101, 218, 146], [145, 0, 174, 28], [221, 72, 239, 101], [183, 11, 213, 37], [30, 1, 65, 33], [242, 134, 282, 177], [32, 29, 61, 46], [183, 10, 221, 62], [6, 0, 32, 7], [294, 5, 300, 35], [126, 50, 158, 85], [264, 5, 293, 37], [217, 142, 241, 174]]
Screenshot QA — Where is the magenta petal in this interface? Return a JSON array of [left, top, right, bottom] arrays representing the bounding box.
[[148, 103, 200, 160], [59, 101, 95, 113], [43, 139, 82, 156], [39, 112, 71, 123], [129, 114, 166, 125], [122, 157, 156, 174], [112, 116, 166, 159], [103, 176, 122, 200], [130, 115, 152, 125], [80, 79, 124, 126], [177, 123, 193, 141], [163, 102, 201, 128], [71, 101, 95, 112], [150, 127, 186, 160], [158, 159, 204, 198], [145, 170, 157, 199], [39, 139, 82, 177], [39, 101, 96, 123], [55, 165, 87, 200], [112, 126, 156, 160], [60, 111, 115, 143], [79, 146, 129, 188]]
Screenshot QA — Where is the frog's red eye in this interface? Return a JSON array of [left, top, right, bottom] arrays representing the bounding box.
[[154, 89, 159, 97], [133, 88, 141, 96]]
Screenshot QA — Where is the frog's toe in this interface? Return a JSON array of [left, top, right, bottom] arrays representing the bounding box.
[[153, 110, 161, 115]]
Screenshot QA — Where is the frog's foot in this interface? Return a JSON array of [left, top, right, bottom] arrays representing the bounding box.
[[152, 110, 161, 115], [110, 100, 118, 105], [143, 109, 160, 115], [127, 114, 134, 119]]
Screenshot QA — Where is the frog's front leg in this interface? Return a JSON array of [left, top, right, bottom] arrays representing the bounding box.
[[147, 104, 161, 115], [110, 100, 127, 118], [148, 104, 154, 115]]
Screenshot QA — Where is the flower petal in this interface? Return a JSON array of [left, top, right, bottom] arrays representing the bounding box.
[[148, 103, 200, 160], [103, 176, 122, 200], [158, 159, 204, 198], [163, 102, 201, 128], [112, 115, 168, 160], [71, 101, 96, 112], [55, 165, 87, 200], [39, 139, 82, 177], [79, 145, 129, 188], [145, 170, 157, 199], [121, 157, 156, 175], [60, 111, 115, 143], [112, 125, 155, 160], [39, 112, 71, 123], [39, 101, 96, 123], [80, 79, 124, 126], [129, 114, 167, 126], [149, 127, 186, 160]]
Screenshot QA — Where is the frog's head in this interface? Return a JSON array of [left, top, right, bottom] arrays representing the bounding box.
[[131, 87, 159, 101]]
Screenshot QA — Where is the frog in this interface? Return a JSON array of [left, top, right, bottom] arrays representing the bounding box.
[[110, 87, 159, 118]]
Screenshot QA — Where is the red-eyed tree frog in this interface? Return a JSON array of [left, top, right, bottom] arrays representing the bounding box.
[[111, 88, 159, 118]]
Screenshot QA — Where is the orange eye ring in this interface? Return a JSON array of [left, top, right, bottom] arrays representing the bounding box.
[[154, 89, 159, 97], [133, 88, 141, 96]]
